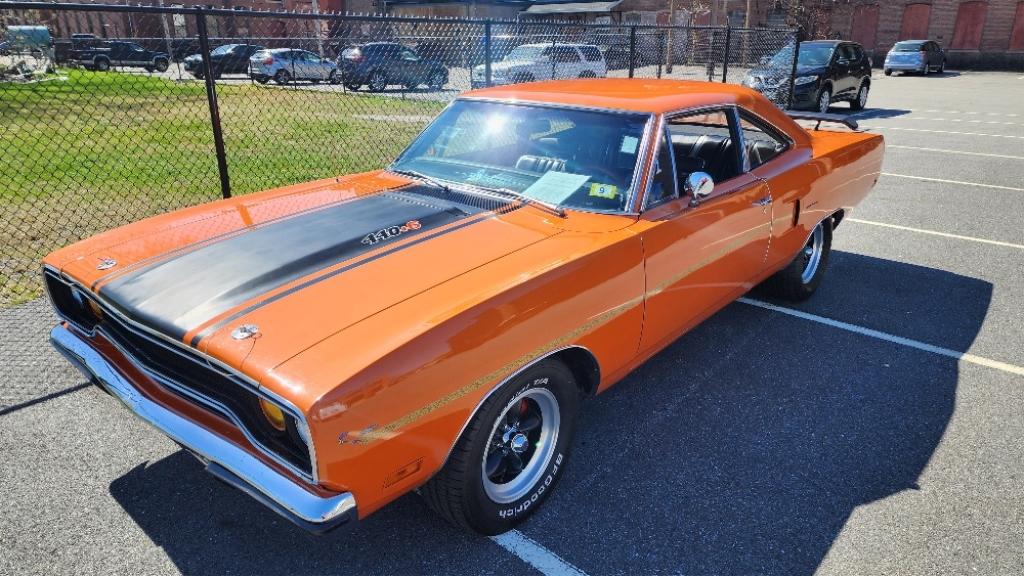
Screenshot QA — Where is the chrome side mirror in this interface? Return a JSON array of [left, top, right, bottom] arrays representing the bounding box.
[[684, 172, 714, 206]]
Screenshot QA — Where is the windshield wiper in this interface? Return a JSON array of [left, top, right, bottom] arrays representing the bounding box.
[[388, 168, 451, 193], [461, 183, 567, 219]]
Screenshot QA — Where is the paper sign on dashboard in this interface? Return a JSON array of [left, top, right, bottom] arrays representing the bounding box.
[[522, 171, 591, 205]]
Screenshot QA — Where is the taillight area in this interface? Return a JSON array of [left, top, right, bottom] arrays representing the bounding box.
[[263, 56, 274, 65]]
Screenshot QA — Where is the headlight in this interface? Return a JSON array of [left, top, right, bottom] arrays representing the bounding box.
[[794, 75, 819, 86]]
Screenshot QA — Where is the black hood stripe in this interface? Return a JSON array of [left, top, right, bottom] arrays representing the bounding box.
[[91, 183, 413, 291], [99, 188, 494, 342], [188, 210, 495, 347]]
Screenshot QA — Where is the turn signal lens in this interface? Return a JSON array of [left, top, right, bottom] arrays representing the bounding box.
[[259, 398, 287, 431]]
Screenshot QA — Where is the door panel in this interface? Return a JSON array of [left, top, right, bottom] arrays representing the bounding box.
[[638, 174, 771, 353]]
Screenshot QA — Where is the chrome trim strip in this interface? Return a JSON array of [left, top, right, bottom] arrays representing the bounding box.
[[43, 266, 320, 484], [433, 345, 600, 474], [50, 325, 356, 530]]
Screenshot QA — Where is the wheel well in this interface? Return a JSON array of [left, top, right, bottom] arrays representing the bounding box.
[[550, 346, 601, 397], [831, 209, 845, 230]]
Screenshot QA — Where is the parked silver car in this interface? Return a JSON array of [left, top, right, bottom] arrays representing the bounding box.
[[883, 40, 946, 76], [249, 48, 338, 85]]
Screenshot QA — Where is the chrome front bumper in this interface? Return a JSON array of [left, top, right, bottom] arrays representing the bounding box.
[[50, 325, 357, 534]]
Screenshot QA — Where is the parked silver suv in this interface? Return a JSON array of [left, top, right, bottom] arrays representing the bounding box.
[[249, 48, 338, 85]]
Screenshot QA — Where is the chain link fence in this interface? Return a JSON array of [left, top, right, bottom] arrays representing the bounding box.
[[0, 1, 796, 408]]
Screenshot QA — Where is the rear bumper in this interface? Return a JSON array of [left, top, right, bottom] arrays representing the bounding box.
[[50, 325, 357, 534], [884, 62, 926, 71]]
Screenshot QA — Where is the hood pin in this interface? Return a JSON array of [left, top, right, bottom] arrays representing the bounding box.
[[231, 324, 260, 340]]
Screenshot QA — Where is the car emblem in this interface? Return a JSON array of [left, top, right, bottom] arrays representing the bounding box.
[[96, 258, 117, 270], [231, 324, 260, 340]]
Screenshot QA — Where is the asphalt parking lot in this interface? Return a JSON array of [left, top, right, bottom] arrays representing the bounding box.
[[2, 70, 1022, 576]]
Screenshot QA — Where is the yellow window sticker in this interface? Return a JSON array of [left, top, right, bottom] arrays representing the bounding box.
[[588, 183, 619, 199]]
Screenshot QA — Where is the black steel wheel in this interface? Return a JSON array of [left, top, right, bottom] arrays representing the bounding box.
[[421, 359, 580, 535], [273, 69, 291, 85]]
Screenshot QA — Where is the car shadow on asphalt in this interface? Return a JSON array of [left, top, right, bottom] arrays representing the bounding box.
[[108, 252, 991, 575], [832, 107, 912, 120]]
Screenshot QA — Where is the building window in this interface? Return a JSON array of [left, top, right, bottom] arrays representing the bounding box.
[[1010, 2, 1024, 51], [950, 1, 987, 50], [899, 3, 931, 41]]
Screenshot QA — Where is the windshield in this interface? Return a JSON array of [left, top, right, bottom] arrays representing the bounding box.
[[892, 41, 925, 52], [391, 100, 650, 213], [505, 45, 545, 61], [769, 43, 834, 68], [211, 44, 239, 55]]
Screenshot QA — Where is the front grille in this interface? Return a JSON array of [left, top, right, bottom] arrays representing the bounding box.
[[44, 268, 314, 480]]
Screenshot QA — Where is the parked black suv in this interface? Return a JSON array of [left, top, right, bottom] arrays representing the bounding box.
[[338, 42, 448, 92], [183, 43, 264, 79], [71, 40, 170, 72], [743, 40, 872, 112]]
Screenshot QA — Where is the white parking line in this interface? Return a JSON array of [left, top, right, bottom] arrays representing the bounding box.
[[882, 117, 1024, 127], [881, 173, 1024, 192], [738, 298, 1024, 377], [863, 126, 1024, 140], [886, 145, 1024, 161], [847, 218, 1024, 249], [491, 530, 590, 576], [918, 109, 1020, 118]]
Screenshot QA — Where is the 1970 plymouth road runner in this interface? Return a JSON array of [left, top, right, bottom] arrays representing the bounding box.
[[45, 79, 883, 535]]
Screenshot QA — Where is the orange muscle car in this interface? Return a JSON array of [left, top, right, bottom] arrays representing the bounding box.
[[45, 79, 884, 535]]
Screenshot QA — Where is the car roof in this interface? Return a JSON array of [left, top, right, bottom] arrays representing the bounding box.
[[462, 78, 765, 114]]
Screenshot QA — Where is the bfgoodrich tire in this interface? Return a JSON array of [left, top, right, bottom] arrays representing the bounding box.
[[761, 217, 833, 301], [421, 359, 580, 535]]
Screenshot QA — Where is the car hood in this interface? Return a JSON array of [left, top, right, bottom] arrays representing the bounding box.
[[747, 64, 828, 80], [46, 171, 561, 381]]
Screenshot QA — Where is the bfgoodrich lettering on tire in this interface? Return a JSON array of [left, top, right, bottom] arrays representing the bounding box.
[[421, 359, 580, 535]]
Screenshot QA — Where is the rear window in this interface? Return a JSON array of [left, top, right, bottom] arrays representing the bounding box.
[[579, 45, 603, 62], [893, 41, 925, 52]]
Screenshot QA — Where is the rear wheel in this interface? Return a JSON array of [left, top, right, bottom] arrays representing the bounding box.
[[427, 70, 446, 91], [94, 57, 110, 72], [850, 82, 869, 111], [154, 58, 169, 73], [273, 69, 291, 85], [761, 218, 833, 301], [938, 59, 946, 73], [421, 359, 580, 535], [884, 68, 892, 76]]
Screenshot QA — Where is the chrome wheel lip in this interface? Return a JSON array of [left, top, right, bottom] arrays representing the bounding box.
[[482, 387, 560, 504], [801, 223, 825, 284]]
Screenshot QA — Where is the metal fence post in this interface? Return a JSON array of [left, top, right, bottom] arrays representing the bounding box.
[[195, 7, 231, 199], [721, 24, 731, 83], [628, 26, 636, 78], [484, 20, 492, 87], [787, 30, 801, 110]]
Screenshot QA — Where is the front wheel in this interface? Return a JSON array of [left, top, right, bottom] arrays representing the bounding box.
[[154, 58, 169, 73], [884, 68, 892, 76], [421, 359, 580, 535], [817, 88, 831, 113], [761, 218, 833, 301], [367, 70, 387, 92]]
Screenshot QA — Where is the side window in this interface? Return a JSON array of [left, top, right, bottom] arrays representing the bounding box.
[[645, 129, 678, 208], [553, 47, 581, 63], [665, 110, 741, 184], [739, 113, 790, 170], [850, 45, 864, 61], [580, 45, 603, 62]]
